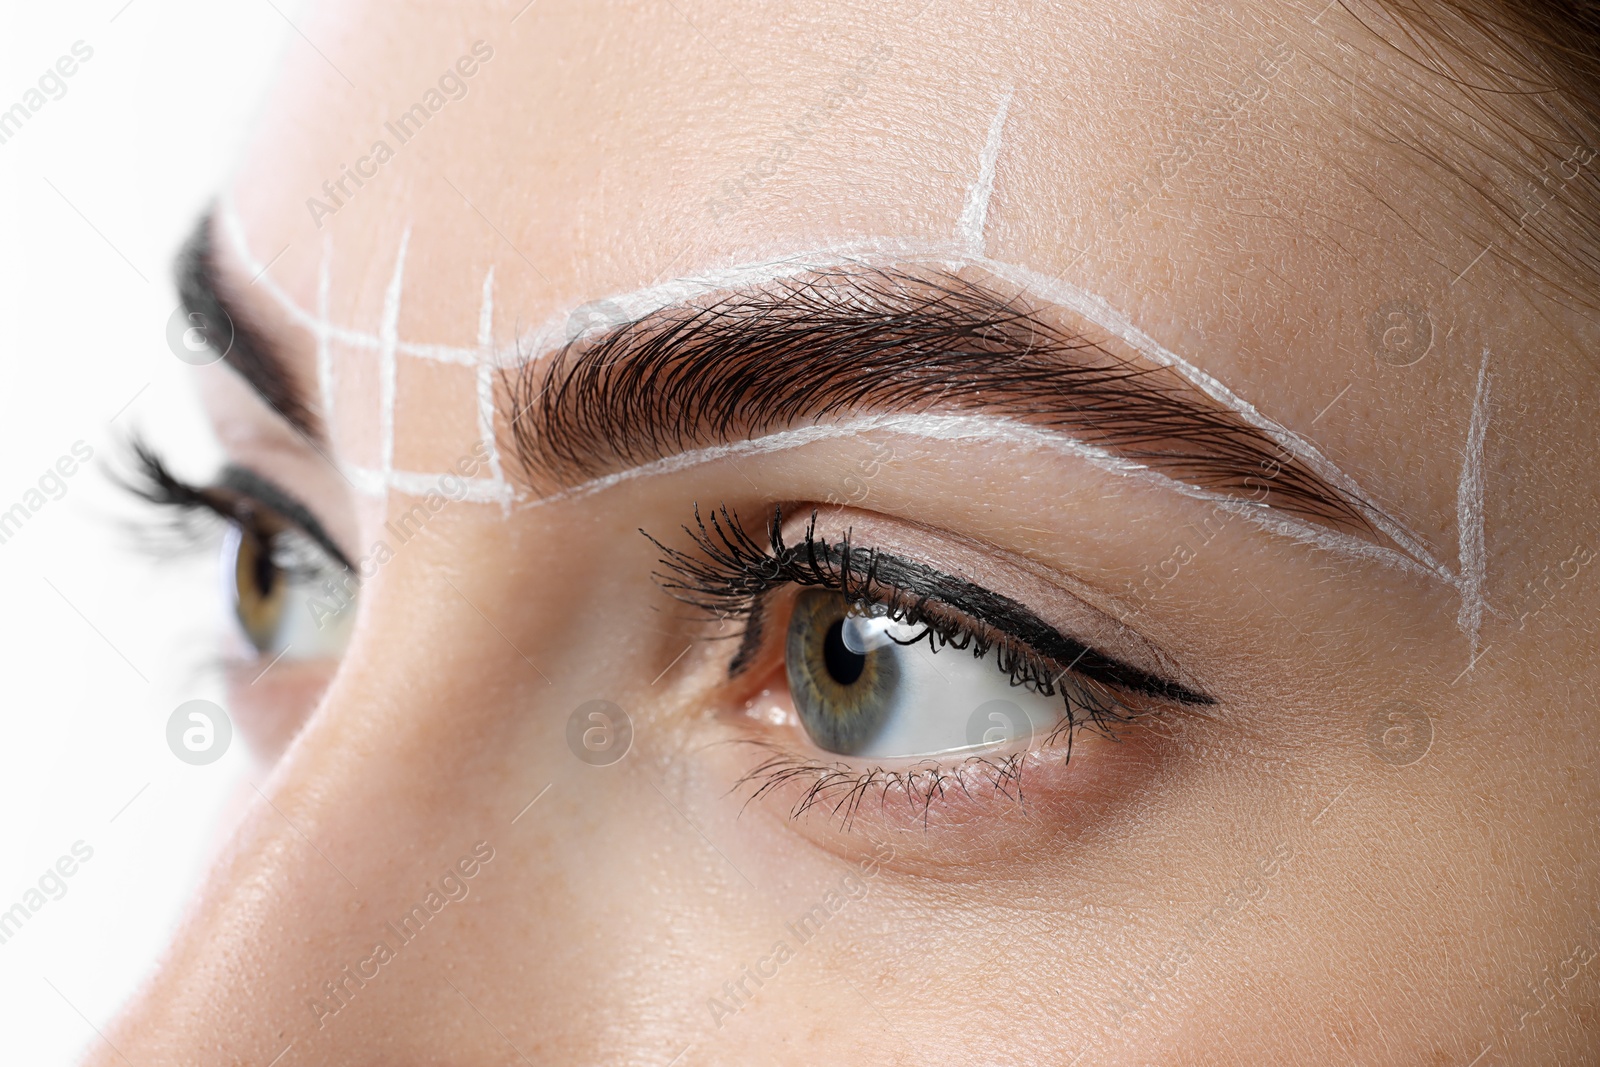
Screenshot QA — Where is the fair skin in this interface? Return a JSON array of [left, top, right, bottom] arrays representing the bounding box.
[[98, 0, 1598, 1064]]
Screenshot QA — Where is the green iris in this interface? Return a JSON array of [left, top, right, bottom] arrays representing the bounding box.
[[785, 589, 903, 755]]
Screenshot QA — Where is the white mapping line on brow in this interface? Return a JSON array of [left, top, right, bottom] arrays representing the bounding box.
[[516, 412, 1447, 581], [967, 256, 1452, 581], [217, 202, 1453, 583], [338, 460, 515, 503], [956, 86, 1014, 256], [476, 266, 511, 512], [315, 233, 336, 440], [378, 229, 410, 485], [217, 203, 408, 354], [221, 204, 513, 503], [1456, 348, 1492, 651], [219, 198, 483, 365], [500, 241, 1456, 583]]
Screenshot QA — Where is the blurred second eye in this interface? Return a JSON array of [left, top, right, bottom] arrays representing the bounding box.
[[222, 521, 355, 660]]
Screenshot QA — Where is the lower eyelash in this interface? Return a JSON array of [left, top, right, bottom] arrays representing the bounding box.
[[735, 739, 1035, 829], [729, 699, 1138, 830]]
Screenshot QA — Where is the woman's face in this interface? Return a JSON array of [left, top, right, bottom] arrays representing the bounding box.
[[102, 0, 1598, 1063]]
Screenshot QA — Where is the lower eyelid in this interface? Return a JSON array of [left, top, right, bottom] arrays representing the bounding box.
[[224, 657, 338, 763], [722, 702, 1153, 838], [739, 746, 1036, 826]]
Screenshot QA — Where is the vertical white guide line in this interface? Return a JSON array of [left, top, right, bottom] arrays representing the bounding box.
[[1456, 348, 1492, 652], [316, 233, 336, 440], [378, 229, 411, 490], [956, 87, 1015, 256], [476, 266, 508, 510]]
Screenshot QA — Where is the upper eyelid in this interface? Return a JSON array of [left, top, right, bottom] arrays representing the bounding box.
[[122, 442, 352, 572], [828, 547, 1214, 706], [792, 514, 1211, 704], [650, 506, 1212, 706]]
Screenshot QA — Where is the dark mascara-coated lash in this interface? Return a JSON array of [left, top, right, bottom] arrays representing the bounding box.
[[644, 504, 1213, 707], [115, 437, 354, 573]]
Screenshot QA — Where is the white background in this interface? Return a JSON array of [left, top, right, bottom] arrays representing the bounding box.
[[0, 4, 301, 1061]]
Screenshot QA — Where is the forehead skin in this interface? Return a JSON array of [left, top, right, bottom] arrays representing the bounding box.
[[104, 0, 1600, 1064], [231, 0, 1594, 555]]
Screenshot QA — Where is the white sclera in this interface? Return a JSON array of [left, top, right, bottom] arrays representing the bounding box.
[[842, 614, 1062, 759], [221, 525, 357, 661]]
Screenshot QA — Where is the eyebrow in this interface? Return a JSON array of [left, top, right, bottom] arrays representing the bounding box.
[[181, 205, 1407, 562], [507, 265, 1377, 537], [174, 211, 321, 440]]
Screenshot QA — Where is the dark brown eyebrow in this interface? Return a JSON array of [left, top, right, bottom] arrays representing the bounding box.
[[173, 210, 321, 441], [505, 266, 1375, 536]]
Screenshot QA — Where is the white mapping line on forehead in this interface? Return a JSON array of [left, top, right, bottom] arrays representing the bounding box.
[[315, 233, 336, 440], [341, 461, 512, 503], [1456, 348, 1492, 654], [955, 87, 1014, 256], [378, 229, 409, 482], [519, 412, 1446, 582], [218, 203, 483, 365], [476, 266, 509, 513], [220, 205, 516, 505]]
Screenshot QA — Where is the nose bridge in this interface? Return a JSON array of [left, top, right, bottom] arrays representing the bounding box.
[[90, 515, 790, 1065], [89, 537, 588, 1063]]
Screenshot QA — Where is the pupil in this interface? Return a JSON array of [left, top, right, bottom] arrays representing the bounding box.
[[822, 618, 867, 686], [252, 538, 277, 598]]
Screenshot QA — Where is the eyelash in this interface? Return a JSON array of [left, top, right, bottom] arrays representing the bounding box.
[[645, 504, 1186, 826], [116, 439, 334, 582]]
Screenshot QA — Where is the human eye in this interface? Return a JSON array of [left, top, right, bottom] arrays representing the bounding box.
[[119, 440, 357, 661], [647, 504, 1213, 826]]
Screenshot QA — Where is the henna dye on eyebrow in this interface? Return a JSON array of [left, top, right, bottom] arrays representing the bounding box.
[[518, 265, 1366, 534]]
